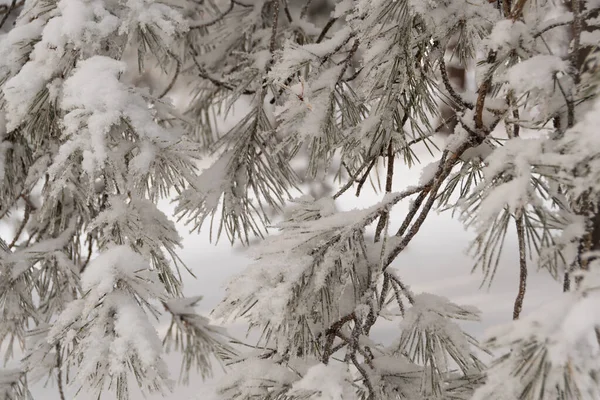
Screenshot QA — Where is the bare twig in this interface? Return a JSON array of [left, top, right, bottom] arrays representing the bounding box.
[[158, 57, 181, 99], [533, 8, 600, 39], [570, 0, 583, 85], [191, 48, 255, 95], [190, 0, 235, 29], [56, 344, 66, 400], [395, 189, 429, 237], [281, 0, 292, 23], [438, 53, 473, 110], [79, 234, 93, 273], [316, 18, 337, 44], [334, 157, 375, 199], [322, 313, 355, 364], [374, 141, 395, 242], [356, 157, 377, 197], [474, 51, 496, 130], [300, 0, 314, 18], [379, 273, 390, 308], [513, 212, 528, 320], [384, 134, 484, 269], [8, 201, 32, 249], [387, 272, 414, 304], [388, 278, 406, 316]]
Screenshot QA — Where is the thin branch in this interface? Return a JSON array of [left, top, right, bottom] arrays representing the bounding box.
[[532, 8, 600, 38], [189, 0, 235, 29], [570, 0, 583, 85], [388, 278, 406, 316], [80, 234, 93, 273], [374, 141, 395, 242], [8, 201, 31, 249], [513, 212, 528, 320], [268, 0, 281, 56], [158, 57, 181, 99], [395, 189, 429, 237], [555, 74, 575, 128], [334, 157, 374, 199], [322, 313, 355, 364], [350, 352, 375, 400], [282, 0, 292, 23], [316, 18, 337, 44], [379, 273, 390, 308], [387, 272, 414, 304], [56, 344, 66, 400], [356, 157, 377, 197], [438, 53, 473, 109], [474, 51, 497, 130], [384, 135, 483, 270], [300, 0, 313, 18], [191, 49, 255, 95]]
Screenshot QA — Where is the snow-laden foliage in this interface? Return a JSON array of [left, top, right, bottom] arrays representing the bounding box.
[[0, 0, 232, 397], [2, 0, 600, 399]]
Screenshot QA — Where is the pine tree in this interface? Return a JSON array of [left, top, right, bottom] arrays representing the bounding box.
[[2, 0, 600, 399]]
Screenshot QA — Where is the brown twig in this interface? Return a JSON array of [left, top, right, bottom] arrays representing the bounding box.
[[79, 234, 93, 273], [356, 157, 377, 197], [513, 212, 528, 320], [570, 0, 583, 85], [158, 56, 181, 99], [316, 18, 337, 44], [384, 134, 485, 270], [474, 51, 497, 130], [395, 189, 429, 237], [334, 157, 375, 199], [532, 8, 600, 39], [322, 313, 355, 364], [438, 52, 473, 110], [374, 141, 395, 242]]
